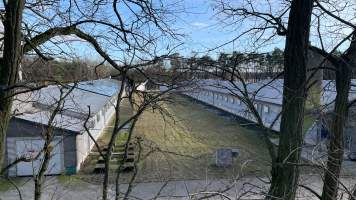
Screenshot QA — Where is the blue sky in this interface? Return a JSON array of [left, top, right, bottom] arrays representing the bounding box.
[[1, 0, 352, 61], [65, 0, 286, 61], [174, 0, 229, 55], [151, 0, 353, 59], [0, 0, 287, 62], [172, 0, 284, 58]]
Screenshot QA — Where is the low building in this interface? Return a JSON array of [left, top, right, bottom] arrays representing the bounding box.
[[5, 79, 122, 176], [182, 79, 356, 153], [183, 79, 285, 131]]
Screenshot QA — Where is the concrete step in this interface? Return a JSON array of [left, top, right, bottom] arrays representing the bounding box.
[[93, 161, 135, 173]]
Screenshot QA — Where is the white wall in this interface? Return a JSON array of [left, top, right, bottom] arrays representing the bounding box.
[[75, 94, 118, 170], [7, 136, 64, 176]]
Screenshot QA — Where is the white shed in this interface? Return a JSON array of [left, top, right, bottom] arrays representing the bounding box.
[[6, 79, 122, 176]]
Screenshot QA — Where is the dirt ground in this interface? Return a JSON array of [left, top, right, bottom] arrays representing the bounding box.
[[79, 94, 271, 183]]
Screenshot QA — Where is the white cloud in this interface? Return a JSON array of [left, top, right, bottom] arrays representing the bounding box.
[[191, 22, 209, 28], [53, 34, 85, 42]]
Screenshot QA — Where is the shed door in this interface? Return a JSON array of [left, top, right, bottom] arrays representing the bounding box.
[[16, 138, 62, 176]]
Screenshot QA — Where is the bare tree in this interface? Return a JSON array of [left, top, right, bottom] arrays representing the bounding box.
[[0, 0, 180, 169], [266, 1, 313, 199], [209, 1, 313, 199], [0, 0, 26, 168], [34, 83, 76, 200], [209, 1, 356, 199], [0, 1, 184, 200]]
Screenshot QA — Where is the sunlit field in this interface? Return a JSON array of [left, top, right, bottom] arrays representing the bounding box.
[[80, 94, 271, 183]]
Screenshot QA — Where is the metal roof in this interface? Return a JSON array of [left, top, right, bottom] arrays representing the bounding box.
[[12, 79, 121, 133], [191, 79, 356, 107]]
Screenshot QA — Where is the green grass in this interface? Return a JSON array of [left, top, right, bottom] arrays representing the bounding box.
[[0, 180, 13, 192], [78, 100, 134, 175], [130, 95, 271, 181], [80, 95, 320, 183], [303, 114, 316, 134], [268, 115, 316, 138], [116, 132, 129, 144], [80, 95, 272, 182], [0, 178, 22, 192], [57, 175, 84, 186], [95, 99, 133, 144]]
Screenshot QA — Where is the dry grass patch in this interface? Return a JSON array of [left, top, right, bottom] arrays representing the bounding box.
[[79, 95, 271, 183], [132, 95, 270, 181]]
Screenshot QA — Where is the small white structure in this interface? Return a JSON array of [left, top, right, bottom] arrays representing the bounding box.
[[215, 149, 233, 167], [137, 80, 148, 92], [136, 80, 160, 92]]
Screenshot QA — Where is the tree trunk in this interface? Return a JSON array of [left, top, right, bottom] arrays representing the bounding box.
[[34, 178, 42, 200], [267, 1, 313, 199], [321, 60, 351, 200], [34, 140, 52, 200], [321, 34, 356, 200], [0, 0, 25, 168], [102, 76, 126, 200]]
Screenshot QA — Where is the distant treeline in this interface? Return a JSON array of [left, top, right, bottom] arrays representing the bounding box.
[[21, 49, 356, 85], [188, 48, 356, 81], [21, 57, 112, 83]]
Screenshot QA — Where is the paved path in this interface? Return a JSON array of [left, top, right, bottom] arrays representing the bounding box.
[[2, 175, 355, 200], [0, 177, 266, 200]]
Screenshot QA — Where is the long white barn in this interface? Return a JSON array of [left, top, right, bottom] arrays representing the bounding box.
[[182, 79, 356, 137], [182, 79, 286, 131]]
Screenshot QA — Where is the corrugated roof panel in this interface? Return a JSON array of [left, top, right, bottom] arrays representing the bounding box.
[[192, 79, 356, 106], [75, 79, 121, 97], [12, 79, 121, 133]]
